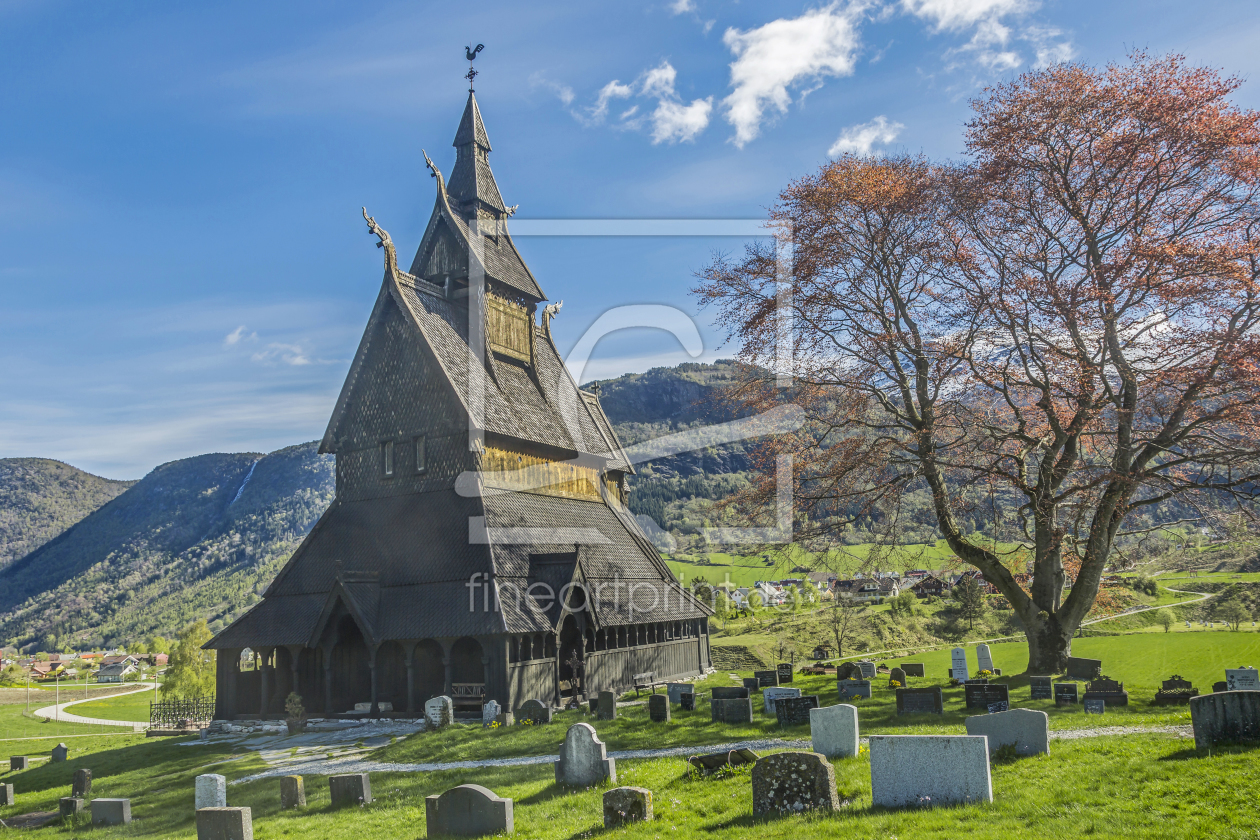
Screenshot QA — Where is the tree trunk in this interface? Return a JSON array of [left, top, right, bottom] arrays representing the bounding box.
[[1024, 613, 1075, 675]]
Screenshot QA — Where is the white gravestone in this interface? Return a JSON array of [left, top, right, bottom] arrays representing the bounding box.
[[964, 708, 1049, 757], [869, 735, 992, 807], [951, 648, 970, 681], [1226, 668, 1259, 691], [195, 774, 227, 810], [975, 644, 995, 674], [554, 723, 616, 786], [763, 687, 802, 714], [482, 699, 501, 724], [810, 703, 859, 758], [425, 696, 454, 728]]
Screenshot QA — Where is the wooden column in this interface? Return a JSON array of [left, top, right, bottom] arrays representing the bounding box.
[[368, 644, 380, 717], [322, 647, 334, 716], [259, 648, 271, 718], [439, 638, 453, 696], [404, 641, 418, 715], [286, 645, 302, 709]]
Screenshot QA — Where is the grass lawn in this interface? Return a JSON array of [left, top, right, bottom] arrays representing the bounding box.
[[71, 688, 159, 723], [0, 703, 133, 741]]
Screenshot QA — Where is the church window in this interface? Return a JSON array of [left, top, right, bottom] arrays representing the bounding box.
[[381, 441, 395, 477], [414, 436, 427, 473]]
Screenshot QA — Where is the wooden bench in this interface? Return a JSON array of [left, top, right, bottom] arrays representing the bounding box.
[[633, 672, 667, 697]]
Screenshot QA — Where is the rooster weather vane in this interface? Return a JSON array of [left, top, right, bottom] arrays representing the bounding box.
[[464, 43, 484, 90]]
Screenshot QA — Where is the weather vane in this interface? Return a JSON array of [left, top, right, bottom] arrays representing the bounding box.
[[465, 43, 484, 90]]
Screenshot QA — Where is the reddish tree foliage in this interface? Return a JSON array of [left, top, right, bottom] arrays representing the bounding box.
[[695, 54, 1260, 673]]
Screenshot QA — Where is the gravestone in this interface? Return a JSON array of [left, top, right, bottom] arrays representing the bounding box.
[[762, 687, 802, 714], [868, 736, 992, 807], [1065, 657, 1102, 681], [711, 686, 749, 700], [776, 695, 820, 727], [1225, 667, 1260, 691], [425, 696, 454, 728], [710, 697, 755, 724], [482, 699, 501, 726], [680, 692, 695, 712], [1054, 682, 1079, 705], [196, 807, 253, 840], [964, 708, 1049, 757], [9, 756, 28, 771], [889, 667, 907, 686], [777, 663, 794, 684], [603, 787, 652, 827], [555, 723, 616, 785], [494, 711, 514, 727], [516, 699, 552, 725], [1083, 677, 1129, 706], [280, 776, 305, 810], [59, 797, 86, 818], [1154, 676, 1198, 706], [72, 769, 92, 798], [688, 748, 758, 773], [597, 691, 617, 721], [666, 683, 693, 704], [811, 703, 859, 758], [51, 743, 68, 763], [751, 752, 840, 816], [976, 644, 995, 674], [837, 662, 861, 680], [742, 677, 760, 693], [753, 670, 780, 688], [648, 694, 670, 722], [901, 663, 925, 678], [196, 774, 228, 810], [329, 773, 372, 807], [964, 682, 1010, 711], [896, 687, 944, 716], [1084, 698, 1105, 714], [856, 661, 877, 679], [0, 784, 13, 806], [837, 679, 872, 700], [1214, 681, 1229, 693], [1190, 690, 1260, 749], [91, 798, 132, 826], [1029, 676, 1053, 700], [951, 648, 970, 681], [425, 784, 513, 837]]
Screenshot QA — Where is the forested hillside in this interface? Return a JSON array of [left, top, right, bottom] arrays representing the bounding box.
[[0, 459, 134, 571]]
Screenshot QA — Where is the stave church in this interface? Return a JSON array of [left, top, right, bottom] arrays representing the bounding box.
[[206, 82, 713, 720]]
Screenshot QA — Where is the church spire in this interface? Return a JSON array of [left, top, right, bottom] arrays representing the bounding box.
[[447, 90, 507, 216]]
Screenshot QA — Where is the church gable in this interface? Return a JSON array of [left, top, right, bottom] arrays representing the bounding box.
[[414, 217, 468, 283]]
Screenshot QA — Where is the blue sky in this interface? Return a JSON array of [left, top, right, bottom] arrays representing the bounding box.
[[1, 0, 1257, 479]]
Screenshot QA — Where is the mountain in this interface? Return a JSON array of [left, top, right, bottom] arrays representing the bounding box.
[[0, 459, 134, 572], [0, 361, 746, 650]]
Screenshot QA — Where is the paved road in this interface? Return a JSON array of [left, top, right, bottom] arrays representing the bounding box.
[[31, 683, 156, 732]]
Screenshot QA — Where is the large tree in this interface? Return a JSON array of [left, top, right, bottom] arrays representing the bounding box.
[[696, 54, 1260, 673]]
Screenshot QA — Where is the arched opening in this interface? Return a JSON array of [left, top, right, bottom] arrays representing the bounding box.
[[450, 637, 485, 716], [413, 639, 445, 703], [376, 641, 408, 714], [330, 615, 371, 713], [558, 615, 582, 702]]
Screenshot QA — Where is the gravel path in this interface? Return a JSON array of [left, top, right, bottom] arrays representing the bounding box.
[[31, 683, 155, 732]]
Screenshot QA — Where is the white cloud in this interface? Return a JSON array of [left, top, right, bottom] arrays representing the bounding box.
[[651, 98, 714, 144], [670, 0, 696, 13], [581, 61, 712, 144], [901, 0, 1033, 31], [828, 115, 904, 156], [1025, 25, 1075, 67], [722, 3, 868, 148], [528, 72, 575, 106], [224, 325, 248, 346], [252, 343, 311, 366], [585, 79, 634, 125]]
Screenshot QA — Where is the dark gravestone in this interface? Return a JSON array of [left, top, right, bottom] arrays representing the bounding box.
[[711, 697, 754, 724], [751, 752, 841, 816], [1190, 690, 1260, 749], [59, 797, 86, 818], [680, 692, 696, 711], [1154, 676, 1198, 706], [647, 694, 670, 723], [896, 687, 944, 715], [742, 678, 760, 693], [1214, 681, 1229, 694], [1054, 682, 1079, 705], [688, 748, 758, 773], [1065, 657, 1102, 681], [50, 743, 68, 763], [329, 773, 372, 807], [72, 769, 92, 798], [0, 784, 13, 806], [597, 690, 617, 721], [1029, 676, 1053, 700], [775, 695, 820, 727], [965, 682, 1011, 711], [425, 784, 513, 837], [777, 663, 794, 684], [280, 776, 305, 809], [515, 699, 552, 725], [1083, 677, 1129, 707], [90, 799, 131, 826], [1083, 698, 1106, 714], [588, 697, 599, 713], [837, 679, 872, 700], [712, 686, 750, 700], [889, 667, 907, 686], [901, 663, 925, 678], [753, 670, 780, 688], [9, 756, 28, 771], [196, 807, 253, 840], [603, 787, 652, 828], [837, 662, 861, 680]]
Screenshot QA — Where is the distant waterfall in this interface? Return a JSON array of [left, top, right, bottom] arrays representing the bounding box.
[[229, 459, 260, 506]]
